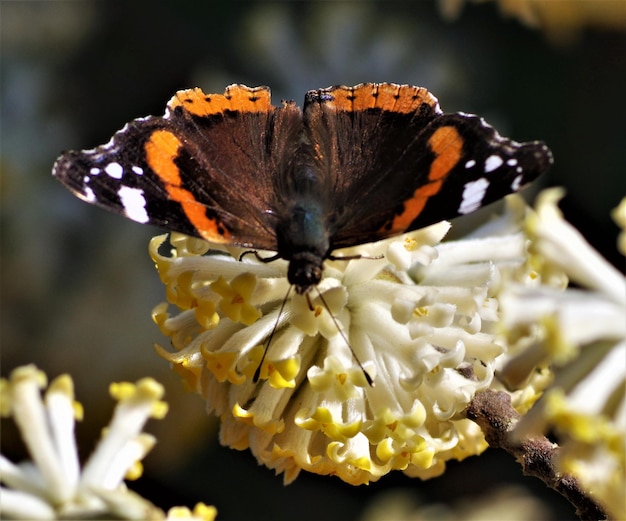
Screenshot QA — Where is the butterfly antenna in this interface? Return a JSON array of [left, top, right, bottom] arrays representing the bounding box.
[[314, 287, 374, 387], [253, 285, 292, 383]]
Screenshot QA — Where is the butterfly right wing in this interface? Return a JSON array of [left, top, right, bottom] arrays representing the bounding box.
[[301, 83, 551, 249]]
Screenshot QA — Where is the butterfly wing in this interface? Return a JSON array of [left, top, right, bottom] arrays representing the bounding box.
[[386, 112, 553, 233], [302, 83, 552, 249], [53, 84, 303, 250]]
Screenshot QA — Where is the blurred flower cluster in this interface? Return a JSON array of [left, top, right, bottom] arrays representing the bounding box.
[[498, 190, 625, 520], [0, 365, 216, 521], [439, 0, 626, 44]]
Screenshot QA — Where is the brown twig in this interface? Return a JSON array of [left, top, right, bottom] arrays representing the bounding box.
[[466, 390, 609, 521]]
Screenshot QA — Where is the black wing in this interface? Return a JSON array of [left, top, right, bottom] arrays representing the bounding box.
[[53, 84, 303, 249], [301, 83, 552, 249]]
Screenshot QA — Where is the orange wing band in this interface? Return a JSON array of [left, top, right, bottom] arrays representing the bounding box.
[[168, 85, 273, 117], [145, 129, 232, 242], [325, 83, 439, 114], [388, 125, 463, 231]]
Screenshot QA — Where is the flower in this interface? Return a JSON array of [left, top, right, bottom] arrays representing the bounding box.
[[360, 485, 551, 521], [613, 197, 626, 256], [0, 364, 216, 521], [438, 0, 626, 44], [498, 190, 626, 520], [151, 196, 545, 485]]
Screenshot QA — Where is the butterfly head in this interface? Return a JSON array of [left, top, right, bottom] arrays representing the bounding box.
[[288, 252, 324, 294]]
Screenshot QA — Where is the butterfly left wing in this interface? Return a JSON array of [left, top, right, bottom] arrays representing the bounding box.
[[302, 83, 552, 249], [53, 85, 303, 250]]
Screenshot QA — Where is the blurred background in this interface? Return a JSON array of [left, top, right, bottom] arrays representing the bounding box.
[[2, 1, 624, 519]]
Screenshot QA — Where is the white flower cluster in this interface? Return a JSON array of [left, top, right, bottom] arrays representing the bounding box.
[[0, 365, 215, 521], [151, 196, 543, 485]]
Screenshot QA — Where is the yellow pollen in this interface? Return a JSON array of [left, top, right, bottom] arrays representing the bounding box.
[[414, 306, 429, 317], [404, 237, 418, 250]]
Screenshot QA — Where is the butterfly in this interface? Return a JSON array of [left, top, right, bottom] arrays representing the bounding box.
[[53, 83, 552, 294]]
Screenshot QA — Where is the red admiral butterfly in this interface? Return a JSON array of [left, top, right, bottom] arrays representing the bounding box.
[[53, 83, 552, 293]]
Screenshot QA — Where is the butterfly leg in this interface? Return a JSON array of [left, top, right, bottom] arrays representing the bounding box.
[[327, 253, 383, 261], [239, 250, 281, 263]]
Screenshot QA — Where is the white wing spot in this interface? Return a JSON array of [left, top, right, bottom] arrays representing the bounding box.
[[90, 167, 101, 175], [516, 166, 523, 173], [105, 162, 124, 179], [118, 186, 149, 223], [511, 174, 523, 191], [459, 177, 489, 215], [83, 176, 90, 184], [84, 186, 96, 202], [484, 155, 503, 173], [506, 158, 518, 166], [465, 159, 476, 169], [132, 165, 144, 175]]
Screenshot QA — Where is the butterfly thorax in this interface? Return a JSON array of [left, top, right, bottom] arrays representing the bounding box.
[[277, 199, 330, 294]]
